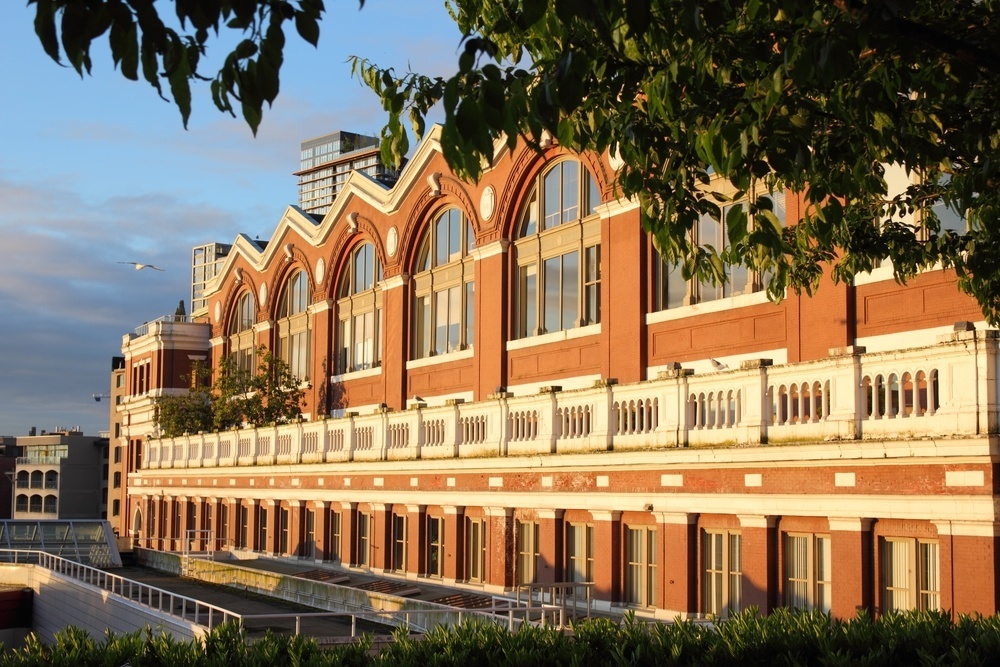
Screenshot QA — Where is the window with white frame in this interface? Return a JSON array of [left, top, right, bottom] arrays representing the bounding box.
[[329, 510, 342, 561], [784, 533, 831, 613], [356, 512, 371, 567], [703, 530, 742, 617], [427, 516, 444, 577], [392, 513, 407, 572], [515, 159, 602, 338], [653, 191, 786, 310], [625, 526, 658, 607], [277, 269, 310, 382], [412, 208, 475, 358], [336, 243, 382, 374], [466, 517, 486, 582], [881, 537, 939, 612], [227, 291, 256, 373], [566, 522, 594, 584], [516, 520, 540, 586]]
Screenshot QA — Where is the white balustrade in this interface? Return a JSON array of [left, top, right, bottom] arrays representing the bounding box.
[[140, 332, 1000, 470]]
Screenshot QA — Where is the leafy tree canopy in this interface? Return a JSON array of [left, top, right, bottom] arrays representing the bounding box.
[[34, 0, 1000, 322], [155, 348, 303, 437], [356, 0, 1000, 322]]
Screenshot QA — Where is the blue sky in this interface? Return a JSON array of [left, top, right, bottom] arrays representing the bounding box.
[[0, 2, 461, 437]]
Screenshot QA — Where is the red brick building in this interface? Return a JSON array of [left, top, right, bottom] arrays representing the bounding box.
[[120, 127, 999, 619]]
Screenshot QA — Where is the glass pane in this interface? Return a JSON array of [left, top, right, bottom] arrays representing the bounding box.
[[561, 161, 579, 223], [520, 264, 537, 337], [562, 251, 579, 330], [464, 282, 474, 348], [520, 188, 538, 237], [544, 167, 561, 230], [544, 257, 561, 333]]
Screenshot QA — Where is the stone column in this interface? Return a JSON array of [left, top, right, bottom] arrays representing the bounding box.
[[311, 501, 330, 562]]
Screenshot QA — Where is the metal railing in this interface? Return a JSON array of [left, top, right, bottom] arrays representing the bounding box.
[[0, 549, 569, 637], [0, 549, 238, 630]]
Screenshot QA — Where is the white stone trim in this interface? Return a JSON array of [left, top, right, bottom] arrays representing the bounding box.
[[645, 291, 772, 326], [506, 324, 601, 352], [835, 472, 856, 487], [405, 348, 475, 370], [945, 470, 984, 487]]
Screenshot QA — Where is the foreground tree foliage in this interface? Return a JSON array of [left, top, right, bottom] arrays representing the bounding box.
[[6, 610, 1000, 666], [356, 0, 1000, 323], [155, 348, 304, 437], [32, 1, 1000, 321]]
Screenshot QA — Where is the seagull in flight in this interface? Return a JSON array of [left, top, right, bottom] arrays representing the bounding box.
[[119, 261, 164, 271]]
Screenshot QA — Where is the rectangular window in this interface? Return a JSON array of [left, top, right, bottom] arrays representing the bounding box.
[[329, 511, 342, 561], [466, 517, 486, 582], [566, 523, 594, 584], [882, 538, 939, 612], [112, 499, 120, 517], [392, 514, 407, 572], [626, 526, 657, 607], [219, 504, 228, 550], [703, 530, 742, 617], [583, 245, 601, 325], [279, 508, 290, 554], [427, 516, 444, 577], [464, 281, 474, 350], [784, 534, 831, 613], [519, 264, 537, 338], [258, 507, 268, 551], [357, 512, 370, 567], [516, 521, 540, 586], [415, 295, 430, 358], [304, 509, 316, 560], [239, 505, 249, 549]]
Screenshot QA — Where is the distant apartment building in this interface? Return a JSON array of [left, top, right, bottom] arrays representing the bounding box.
[[13, 430, 107, 520], [108, 357, 128, 536], [295, 131, 400, 216], [191, 243, 232, 317]]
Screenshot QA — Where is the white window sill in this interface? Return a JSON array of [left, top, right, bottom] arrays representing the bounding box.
[[330, 366, 381, 383], [645, 290, 772, 325], [506, 323, 601, 352], [406, 347, 475, 371]]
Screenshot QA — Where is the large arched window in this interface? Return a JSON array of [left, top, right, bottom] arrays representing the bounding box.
[[277, 269, 310, 381], [412, 208, 476, 358], [336, 242, 383, 374], [515, 159, 602, 338], [228, 291, 256, 372]]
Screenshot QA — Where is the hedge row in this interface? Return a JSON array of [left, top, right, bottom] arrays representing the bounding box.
[[5, 608, 1000, 666]]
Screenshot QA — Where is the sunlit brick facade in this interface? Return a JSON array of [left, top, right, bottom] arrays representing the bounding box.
[[120, 127, 1000, 619]]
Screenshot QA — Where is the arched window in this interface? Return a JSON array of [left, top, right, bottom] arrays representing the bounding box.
[[14, 495, 27, 512], [412, 208, 476, 358], [30, 471, 42, 488], [44, 471, 58, 489], [336, 243, 383, 374], [277, 269, 310, 381], [29, 495, 42, 513], [228, 291, 256, 373], [43, 495, 57, 514], [515, 159, 602, 338]]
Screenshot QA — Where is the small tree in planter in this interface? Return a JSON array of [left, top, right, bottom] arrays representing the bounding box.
[[154, 361, 214, 437]]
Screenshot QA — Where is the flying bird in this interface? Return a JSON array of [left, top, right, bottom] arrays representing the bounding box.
[[119, 261, 164, 271]]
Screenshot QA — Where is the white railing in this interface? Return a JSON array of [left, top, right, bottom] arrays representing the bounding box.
[[143, 331, 1000, 468], [0, 549, 567, 638], [0, 549, 238, 630]]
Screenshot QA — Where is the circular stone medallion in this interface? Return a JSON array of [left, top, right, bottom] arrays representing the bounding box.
[[480, 185, 496, 221], [386, 226, 399, 258]]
